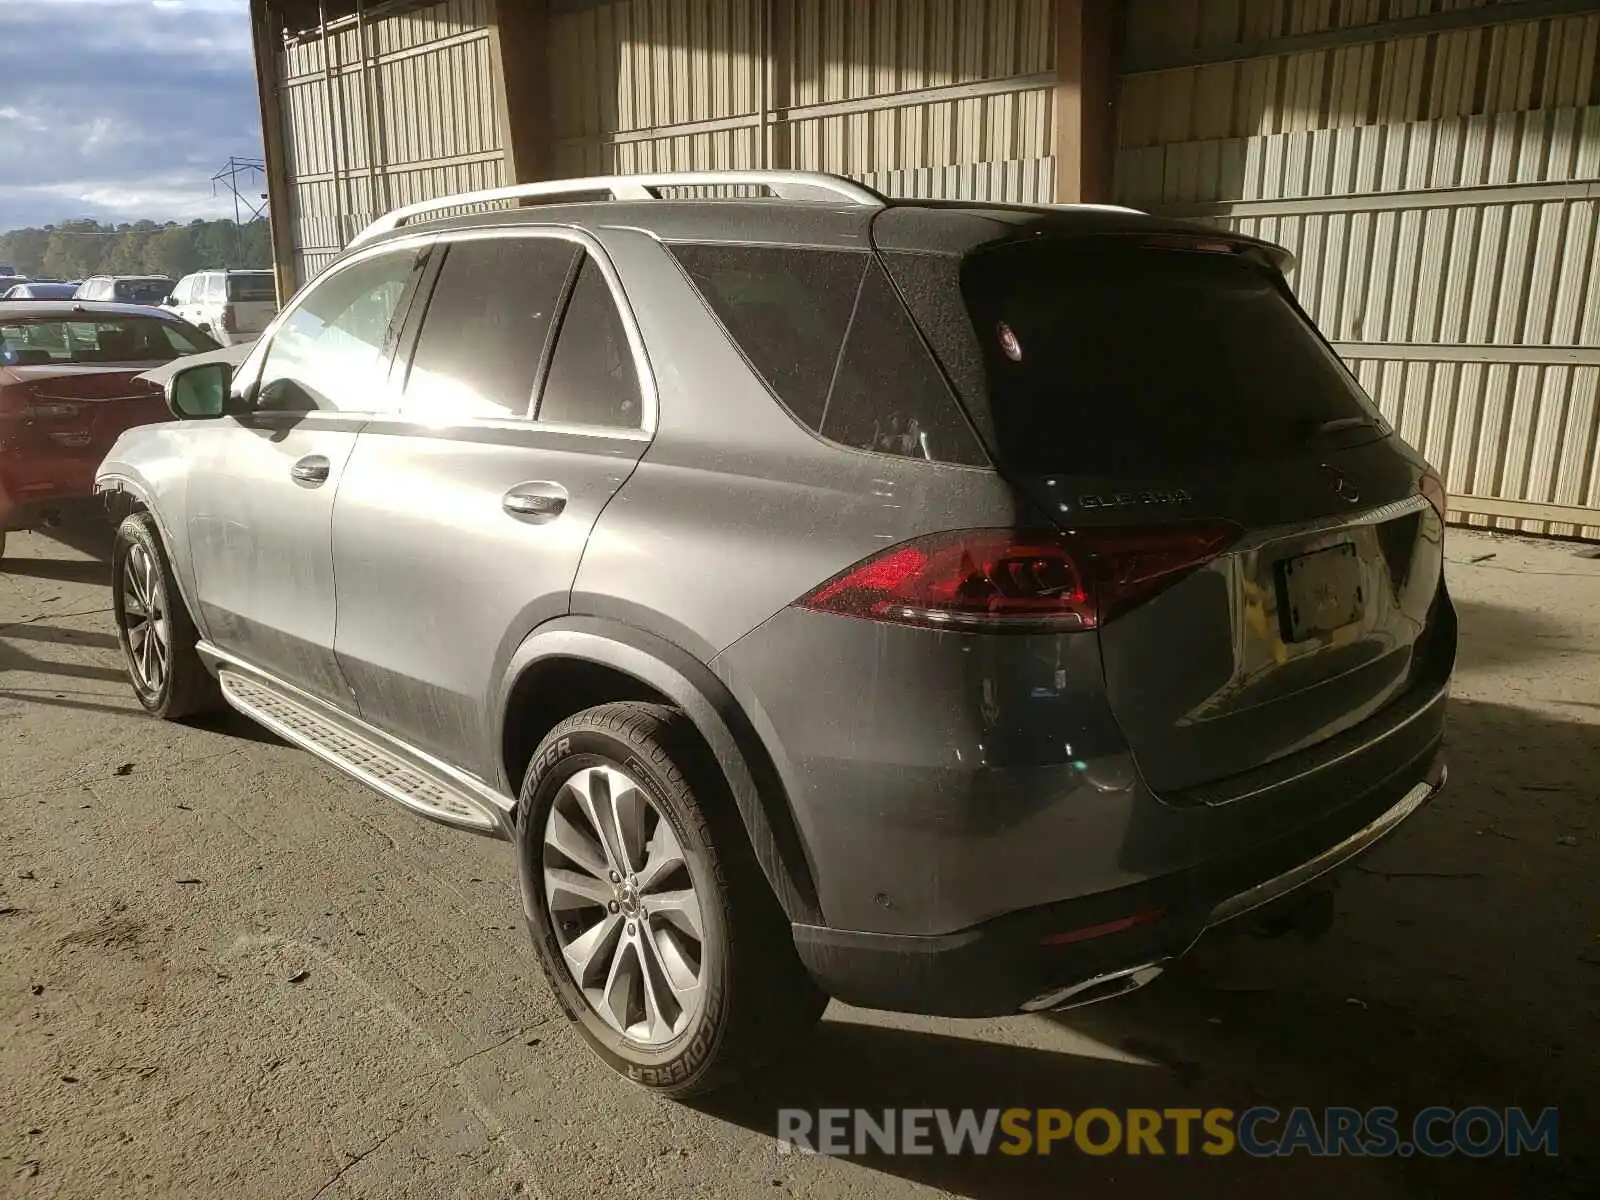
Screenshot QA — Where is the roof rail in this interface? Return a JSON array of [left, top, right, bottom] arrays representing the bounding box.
[[1049, 202, 1147, 214], [348, 170, 887, 248]]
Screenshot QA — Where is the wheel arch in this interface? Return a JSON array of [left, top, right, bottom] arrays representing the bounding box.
[[497, 617, 822, 925], [95, 473, 204, 630]]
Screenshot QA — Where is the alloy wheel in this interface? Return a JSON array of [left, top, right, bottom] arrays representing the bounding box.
[[121, 542, 170, 695], [541, 764, 707, 1046]]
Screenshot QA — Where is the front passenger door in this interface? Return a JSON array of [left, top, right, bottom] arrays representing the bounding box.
[[185, 246, 426, 708]]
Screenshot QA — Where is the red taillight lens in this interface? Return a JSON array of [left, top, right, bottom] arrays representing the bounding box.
[[220, 305, 238, 333], [799, 522, 1241, 632], [1420, 471, 1447, 521]]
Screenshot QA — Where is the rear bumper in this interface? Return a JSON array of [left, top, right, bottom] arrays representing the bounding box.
[[792, 755, 1446, 1017]]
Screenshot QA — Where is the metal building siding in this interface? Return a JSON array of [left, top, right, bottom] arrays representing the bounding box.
[[1117, 3, 1600, 538], [548, 0, 1057, 203], [273, 0, 506, 283]]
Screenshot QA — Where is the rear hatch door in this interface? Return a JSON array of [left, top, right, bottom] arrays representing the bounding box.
[[879, 224, 1448, 794], [226, 275, 278, 334]]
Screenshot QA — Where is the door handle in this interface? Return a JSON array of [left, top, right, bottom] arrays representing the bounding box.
[[290, 455, 331, 486], [503, 483, 568, 522]]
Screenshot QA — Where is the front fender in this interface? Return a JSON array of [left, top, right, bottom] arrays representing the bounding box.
[[496, 616, 822, 925], [96, 427, 203, 633]]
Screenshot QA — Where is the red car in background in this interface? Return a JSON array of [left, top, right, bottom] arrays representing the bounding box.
[[0, 302, 218, 562]]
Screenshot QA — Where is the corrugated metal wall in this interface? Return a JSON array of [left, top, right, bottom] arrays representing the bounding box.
[[1116, 0, 1600, 538], [548, 0, 1058, 204], [273, 0, 507, 282]]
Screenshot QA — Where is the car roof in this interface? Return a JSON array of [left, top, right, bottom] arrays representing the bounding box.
[[0, 300, 181, 319], [350, 196, 1290, 267]]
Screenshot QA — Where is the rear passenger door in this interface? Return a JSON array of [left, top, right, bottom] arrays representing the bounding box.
[[330, 230, 652, 778]]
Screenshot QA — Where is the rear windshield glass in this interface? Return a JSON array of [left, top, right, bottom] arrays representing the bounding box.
[[112, 279, 173, 304], [228, 274, 276, 302], [0, 316, 214, 365], [955, 243, 1383, 472]]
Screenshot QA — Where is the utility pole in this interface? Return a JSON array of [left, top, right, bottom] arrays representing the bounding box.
[[211, 157, 268, 267]]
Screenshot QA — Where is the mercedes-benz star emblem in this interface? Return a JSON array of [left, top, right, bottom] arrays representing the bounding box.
[[1321, 464, 1360, 504]]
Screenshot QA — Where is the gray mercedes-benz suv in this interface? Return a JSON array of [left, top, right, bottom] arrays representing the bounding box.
[[96, 171, 1453, 1096]]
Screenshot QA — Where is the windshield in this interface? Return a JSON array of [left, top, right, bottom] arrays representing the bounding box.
[[0, 315, 215, 365], [953, 242, 1385, 472], [227, 273, 276, 302], [112, 278, 174, 304]]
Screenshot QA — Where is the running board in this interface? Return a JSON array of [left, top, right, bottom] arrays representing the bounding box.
[[214, 666, 507, 837]]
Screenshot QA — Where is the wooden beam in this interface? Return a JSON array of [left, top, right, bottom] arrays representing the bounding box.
[[1448, 495, 1600, 529], [250, 0, 300, 295], [1054, 0, 1119, 204], [490, 0, 551, 185]]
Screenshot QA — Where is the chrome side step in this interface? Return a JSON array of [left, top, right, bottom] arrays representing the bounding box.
[[213, 663, 507, 837]]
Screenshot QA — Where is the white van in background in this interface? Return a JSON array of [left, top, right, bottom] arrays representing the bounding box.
[[164, 269, 278, 346]]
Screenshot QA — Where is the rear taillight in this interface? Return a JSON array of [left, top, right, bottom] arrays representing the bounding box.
[[1420, 471, 1447, 521], [798, 522, 1241, 632], [220, 305, 238, 333]]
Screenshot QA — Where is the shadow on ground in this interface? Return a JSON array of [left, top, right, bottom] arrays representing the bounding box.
[[699, 696, 1597, 1199], [33, 518, 115, 562], [186, 706, 286, 746], [0, 557, 112, 586], [1451, 598, 1576, 671]]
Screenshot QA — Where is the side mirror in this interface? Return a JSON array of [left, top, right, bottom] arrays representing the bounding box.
[[166, 361, 232, 420]]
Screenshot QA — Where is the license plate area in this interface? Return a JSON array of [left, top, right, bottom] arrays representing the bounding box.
[[1278, 542, 1364, 643]]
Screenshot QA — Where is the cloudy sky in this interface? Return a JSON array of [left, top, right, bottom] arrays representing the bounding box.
[[0, 0, 261, 231]]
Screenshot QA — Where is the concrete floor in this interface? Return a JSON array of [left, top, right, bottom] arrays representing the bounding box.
[[1, 523, 1596, 1199]]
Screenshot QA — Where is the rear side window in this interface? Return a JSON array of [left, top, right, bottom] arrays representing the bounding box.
[[674, 244, 861, 429], [671, 243, 985, 466], [114, 279, 171, 304], [404, 237, 577, 421], [536, 258, 642, 430], [954, 242, 1385, 472]]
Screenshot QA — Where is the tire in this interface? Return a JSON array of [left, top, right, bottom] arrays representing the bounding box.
[[516, 702, 825, 1097], [111, 512, 221, 720]]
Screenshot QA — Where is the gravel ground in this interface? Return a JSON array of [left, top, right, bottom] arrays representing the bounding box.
[[1, 522, 1596, 1199]]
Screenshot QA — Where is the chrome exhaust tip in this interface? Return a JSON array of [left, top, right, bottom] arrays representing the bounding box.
[[1019, 962, 1166, 1013]]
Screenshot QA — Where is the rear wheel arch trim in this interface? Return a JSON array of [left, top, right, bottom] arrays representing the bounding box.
[[497, 617, 822, 925]]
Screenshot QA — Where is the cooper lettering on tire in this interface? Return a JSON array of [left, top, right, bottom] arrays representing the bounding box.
[[514, 701, 825, 1097]]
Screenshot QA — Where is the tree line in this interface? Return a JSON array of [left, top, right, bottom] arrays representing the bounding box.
[[0, 218, 273, 282]]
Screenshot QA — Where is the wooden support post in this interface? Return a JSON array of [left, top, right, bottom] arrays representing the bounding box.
[[1055, 0, 1121, 203], [250, 0, 300, 295], [491, 0, 552, 184]]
